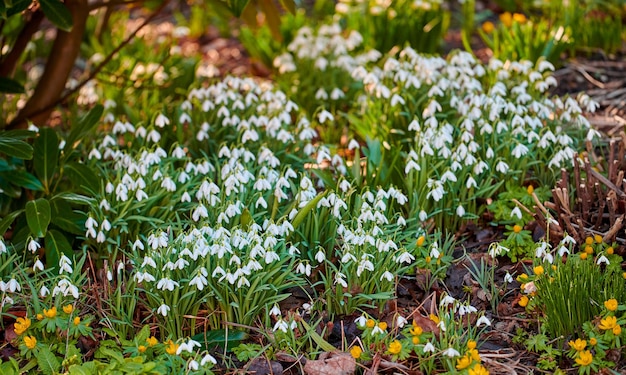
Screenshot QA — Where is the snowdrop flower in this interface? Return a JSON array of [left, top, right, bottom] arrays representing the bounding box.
[[6, 278, 20, 292], [28, 239, 41, 253], [201, 353, 217, 366], [504, 272, 514, 283], [355, 315, 368, 327], [597, 255, 610, 265], [439, 295, 456, 307], [348, 139, 360, 150], [396, 315, 408, 328], [269, 305, 281, 317], [273, 319, 289, 333], [456, 205, 465, 217], [33, 259, 44, 272], [380, 271, 394, 282], [557, 245, 569, 257], [423, 342, 436, 353], [476, 315, 492, 327], [419, 210, 428, 221], [510, 207, 523, 220], [371, 325, 385, 335], [59, 255, 73, 274], [188, 360, 199, 371], [442, 348, 460, 357], [157, 304, 170, 317], [317, 110, 334, 123], [40, 285, 50, 297], [315, 249, 325, 263], [0, 240, 5, 254]]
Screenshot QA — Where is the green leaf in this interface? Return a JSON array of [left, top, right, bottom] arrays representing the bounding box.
[[33, 128, 59, 192], [25, 198, 51, 237], [39, 0, 73, 31], [64, 162, 100, 193], [0, 209, 23, 236], [53, 192, 95, 206], [35, 346, 61, 375], [226, 0, 250, 17], [2, 129, 36, 140], [7, 170, 43, 191], [0, 77, 24, 94], [300, 320, 335, 352], [291, 191, 327, 230], [65, 105, 103, 152], [0, 137, 33, 159], [45, 230, 72, 269], [6, 0, 31, 17], [191, 329, 248, 350]]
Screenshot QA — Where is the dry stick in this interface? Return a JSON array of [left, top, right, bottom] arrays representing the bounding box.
[[607, 191, 617, 226], [14, 0, 171, 125], [609, 140, 616, 183], [594, 182, 605, 229], [589, 168, 626, 199], [603, 215, 624, 243]]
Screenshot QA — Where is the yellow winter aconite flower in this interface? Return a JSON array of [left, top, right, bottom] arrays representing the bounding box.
[[138, 345, 147, 353], [417, 236, 425, 247], [469, 363, 490, 375], [533, 266, 544, 276], [584, 246, 593, 254], [585, 237, 594, 245], [350, 346, 362, 359], [518, 295, 529, 307], [24, 335, 37, 349], [513, 225, 522, 233], [589, 337, 597, 346], [147, 336, 158, 347], [43, 307, 57, 319], [412, 336, 420, 344], [14, 317, 31, 335], [365, 319, 376, 328], [36, 313, 43, 321], [469, 348, 481, 361], [607, 247, 614, 255], [575, 350, 593, 366], [410, 324, 423, 336], [527, 185, 534, 194], [599, 315, 618, 330], [429, 314, 440, 324], [482, 21, 495, 34], [456, 354, 472, 370], [387, 340, 402, 355], [165, 340, 179, 355], [499, 12, 513, 27], [568, 338, 586, 351], [378, 322, 388, 331], [63, 305, 73, 314], [73, 317, 81, 326], [604, 299, 618, 312], [613, 325, 621, 335], [512, 13, 527, 24], [594, 234, 603, 244], [580, 253, 588, 260], [467, 340, 477, 350]]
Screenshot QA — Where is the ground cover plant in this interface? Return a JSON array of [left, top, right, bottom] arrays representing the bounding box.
[[1, 0, 626, 374]]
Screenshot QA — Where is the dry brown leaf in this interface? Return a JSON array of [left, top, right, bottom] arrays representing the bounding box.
[[303, 352, 356, 375]]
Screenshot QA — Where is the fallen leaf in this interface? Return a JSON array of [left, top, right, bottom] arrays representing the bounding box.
[[303, 352, 355, 375]]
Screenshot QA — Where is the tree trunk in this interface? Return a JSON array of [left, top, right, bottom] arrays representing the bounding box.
[[0, 11, 45, 78], [8, 0, 89, 129]]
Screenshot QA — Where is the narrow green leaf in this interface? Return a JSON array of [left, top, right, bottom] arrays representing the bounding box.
[[0, 138, 33, 159], [300, 320, 335, 352], [0, 77, 24, 94], [45, 230, 72, 269], [191, 329, 248, 350], [25, 198, 51, 237], [65, 105, 103, 152], [39, 0, 73, 31], [33, 128, 59, 191], [291, 191, 327, 230]]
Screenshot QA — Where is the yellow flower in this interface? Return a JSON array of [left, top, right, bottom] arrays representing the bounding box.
[[613, 325, 621, 335], [580, 253, 588, 260], [607, 247, 614, 255], [429, 314, 440, 324], [585, 237, 594, 245], [469, 348, 481, 361], [499, 12, 513, 27], [533, 266, 544, 276], [589, 337, 597, 346], [36, 313, 43, 321], [14, 317, 31, 336], [165, 340, 179, 355], [604, 299, 618, 312], [584, 246, 593, 254], [63, 305, 73, 314], [43, 307, 57, 319], [575, 350, 593, 366], [512, 13, 527, 24], [456, 354, 473, 370], [518, 295, 529, 307], [517, 273, 528, 282], [425, 256, 432, 263], [410, 324, 423, 336], [513, 225, 522, 233], [527, 185, 534, 195], [467, 340, 477, 350], [378, 322, 388, 331], [594, 234, 603, 244], [412, 336, 420, 345], [24, 335, 37, 350], [623, 272, 626, 280], [138, 345, 147, 353], [568, 338, 586, 351], [482, 21, 495, 33], [147, 336, 158, 347], [469, 363, 490, 375], [350, 346, 362, 359], [387, 340, 402, 355], [365, 319, 376, 329], [73, 316, 81, 326], [417, 236, 425, 247], [599, 315, 618, 330]]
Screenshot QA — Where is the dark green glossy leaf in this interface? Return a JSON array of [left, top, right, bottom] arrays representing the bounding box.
[[39, 0, 73, 31], [191, 329, 248, 350], [7, 170, 43, 191], [45, 230, 72, 269], [0, 137, 33, 159], [0, 77, 24, 94], [0, 209, 23, 236], [50, 198, 85, 235], [64, 162, 100, 193], [33, 128, 59, 191], [6, 0, 31, 17], [65, 105, 103, 152], [25, 198, 51, 237]]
